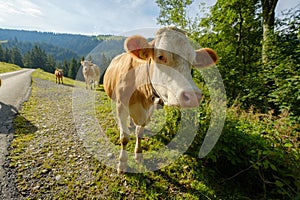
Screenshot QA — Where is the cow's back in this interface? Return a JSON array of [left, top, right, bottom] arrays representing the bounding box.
[[91, 65, 100, 83], [103, 53, 153, 106], [94, 65, 100, 79], [103, 53, 133, 99]]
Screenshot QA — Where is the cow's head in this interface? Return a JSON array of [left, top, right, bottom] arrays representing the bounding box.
[[81, 60, 92, 72], [125, 27, 218, 108]]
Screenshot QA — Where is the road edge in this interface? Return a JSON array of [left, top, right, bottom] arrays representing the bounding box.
[[0, 70, 34, 200]]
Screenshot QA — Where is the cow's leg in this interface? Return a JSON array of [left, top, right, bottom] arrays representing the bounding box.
[[135, 125, 144, 163], [90, 80, 93, 90], [61, 77, 63, 84], [117, 103, 130, 173]]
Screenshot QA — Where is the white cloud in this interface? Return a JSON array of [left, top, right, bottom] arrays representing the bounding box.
[[0, 0, 42, 17], [0, 0, 298, 36], [19, 0, 42, 17]]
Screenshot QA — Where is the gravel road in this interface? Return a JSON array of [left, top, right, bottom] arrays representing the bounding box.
[[0, 69, 35, 200], [6, 77, 109, 199]]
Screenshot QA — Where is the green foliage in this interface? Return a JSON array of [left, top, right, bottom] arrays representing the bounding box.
[[67, 58, 80, 79], [263, 8, 300, 117], [195, 0, 263, 108], [196, 105, 300, 199], [156, 0, 299, 118], [10, 46, 23, 67], [156, 0, 193, 29]]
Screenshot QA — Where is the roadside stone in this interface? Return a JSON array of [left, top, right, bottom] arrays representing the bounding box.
[[55, 174, 62, 181], [107, 153, 114, 159]]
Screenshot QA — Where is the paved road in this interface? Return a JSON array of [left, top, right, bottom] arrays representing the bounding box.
[[0, 69, 35, 200]]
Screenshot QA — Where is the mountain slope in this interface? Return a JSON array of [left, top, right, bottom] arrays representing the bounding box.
[[0, 28, 100, 56]]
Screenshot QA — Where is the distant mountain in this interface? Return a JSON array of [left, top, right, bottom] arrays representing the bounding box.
[[0, 28, 100, 56], [0, 28, 126, 62]]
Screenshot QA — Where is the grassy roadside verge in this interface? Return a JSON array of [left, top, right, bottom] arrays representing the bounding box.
[[0, 62, 22, 73]]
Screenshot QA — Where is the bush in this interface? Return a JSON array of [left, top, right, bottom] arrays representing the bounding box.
[[195, 105, 300, 199]]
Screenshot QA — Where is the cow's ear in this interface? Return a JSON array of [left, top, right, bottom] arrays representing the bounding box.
[[125, 35, 153, 60], [193, 48, 218, 68]]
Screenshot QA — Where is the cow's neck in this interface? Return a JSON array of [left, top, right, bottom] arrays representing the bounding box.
[[146, 59, 165, 103]]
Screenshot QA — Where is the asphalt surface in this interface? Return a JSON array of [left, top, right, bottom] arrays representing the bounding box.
[[0, 69, 35, 200]]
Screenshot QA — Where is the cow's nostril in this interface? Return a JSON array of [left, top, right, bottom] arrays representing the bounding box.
[[182, 92, 191, 102], [180, 91, 202, 107]]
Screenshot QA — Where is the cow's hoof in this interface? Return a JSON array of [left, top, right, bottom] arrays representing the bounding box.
[[135, 153, 143, 163], [117, 162, 127, 174]]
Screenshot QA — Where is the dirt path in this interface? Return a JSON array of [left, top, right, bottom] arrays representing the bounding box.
[[5, 77, 116, 199]]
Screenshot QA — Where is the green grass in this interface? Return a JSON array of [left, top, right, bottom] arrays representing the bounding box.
[[32, 68, 79, 86], [0, 62, 22, 73], [9, 69, 300, 199]]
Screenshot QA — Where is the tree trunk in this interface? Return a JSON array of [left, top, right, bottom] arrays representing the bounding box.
[[261, 0, 278, 65], [261, 0, 278, 113]]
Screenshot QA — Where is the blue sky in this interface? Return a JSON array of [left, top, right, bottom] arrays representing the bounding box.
[[0, 0, 298, 36]]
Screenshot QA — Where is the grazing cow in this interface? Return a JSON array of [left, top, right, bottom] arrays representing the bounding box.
[[103, 27, 218, 173], [55, 68, 64, 84], [81, 61, 100, 90]]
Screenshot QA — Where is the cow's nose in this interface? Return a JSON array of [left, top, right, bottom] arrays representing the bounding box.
[[179, 91, 202, 107]]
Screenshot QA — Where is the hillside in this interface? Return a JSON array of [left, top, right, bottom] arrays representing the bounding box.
[[0, 62, 22, 73], [0, 28, 125, 62], [0, 28, 100, 56]]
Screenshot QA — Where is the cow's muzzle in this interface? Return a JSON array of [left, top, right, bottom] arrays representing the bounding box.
[[179, 91, 202, 108]]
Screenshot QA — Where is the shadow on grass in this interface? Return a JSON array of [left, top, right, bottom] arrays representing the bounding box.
[[12, 113, 38, 136], [61, 83, 75, 88]]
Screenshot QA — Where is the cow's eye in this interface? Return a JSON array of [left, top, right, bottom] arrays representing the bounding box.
[[158, 55, 164, 60]]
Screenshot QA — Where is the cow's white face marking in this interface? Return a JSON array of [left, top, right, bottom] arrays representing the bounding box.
[[81, 61, 90, 72], [151, 29, 201, 107]]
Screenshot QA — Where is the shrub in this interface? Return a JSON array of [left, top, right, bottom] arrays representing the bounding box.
[[195, 105, 300, 199]]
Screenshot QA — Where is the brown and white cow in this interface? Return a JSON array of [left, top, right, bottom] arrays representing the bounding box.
[[103, 27, 218, 173], [81, 60, 100, 90], [55, 68, 64, 84]]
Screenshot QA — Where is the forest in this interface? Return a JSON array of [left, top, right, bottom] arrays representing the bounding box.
[[0, 28, 100, 56], [157, 0, 299, 118]]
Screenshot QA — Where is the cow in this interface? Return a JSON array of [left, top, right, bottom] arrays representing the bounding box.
[[55, 68, 64, 84], [81, 60, 100, 90], [103, 27, 218, 173]]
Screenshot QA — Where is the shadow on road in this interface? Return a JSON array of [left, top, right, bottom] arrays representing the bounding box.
[[0, 102, 18, 134], [0, 101, 38, 135]]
